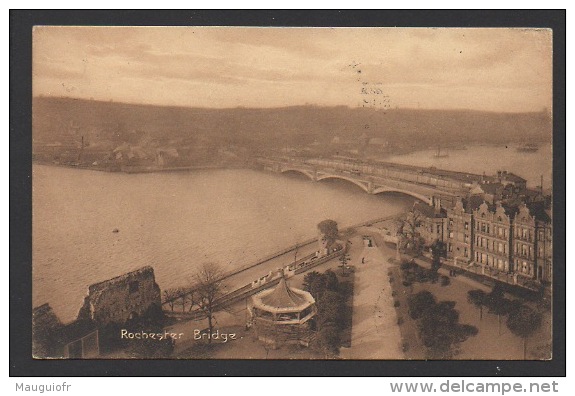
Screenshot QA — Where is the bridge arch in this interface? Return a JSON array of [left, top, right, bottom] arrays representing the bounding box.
[[371, 187, 431, 204], [280, 168, 315, 181], [316, 175, 369, 193]]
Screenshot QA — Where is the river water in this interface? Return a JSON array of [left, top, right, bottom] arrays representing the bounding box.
[[32, 166, 413, 322], [32, 144, 552, 322], [381, 143, 553, 190]]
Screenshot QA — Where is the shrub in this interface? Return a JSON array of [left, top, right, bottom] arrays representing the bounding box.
[[440, 276, 451, 287], [394, 300, 401, 308], [391, 291, 397, 297], [397, 316, 404, 325], [402, 281, 412, 287]]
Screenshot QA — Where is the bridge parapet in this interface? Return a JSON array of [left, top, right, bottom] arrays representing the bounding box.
[[259, 156, 471, 206]]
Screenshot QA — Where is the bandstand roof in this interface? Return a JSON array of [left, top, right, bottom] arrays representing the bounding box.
[[253, 277, 314, 313]]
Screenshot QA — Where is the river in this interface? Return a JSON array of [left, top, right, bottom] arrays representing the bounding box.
[[32, 143, 552, 322], [380, 143, 553, 190], [32, 165, 413, 322]]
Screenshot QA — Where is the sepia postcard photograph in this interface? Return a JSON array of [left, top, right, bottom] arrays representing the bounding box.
[[29, 24, 556, 363]]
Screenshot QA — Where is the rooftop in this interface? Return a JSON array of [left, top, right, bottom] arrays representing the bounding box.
[[253, 277, 314, 313]]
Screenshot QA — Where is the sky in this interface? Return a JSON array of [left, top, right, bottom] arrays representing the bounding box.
[[32, 27, 553, 112]]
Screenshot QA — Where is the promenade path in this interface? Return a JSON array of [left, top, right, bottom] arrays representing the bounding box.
[[340, 232, 403, 359]]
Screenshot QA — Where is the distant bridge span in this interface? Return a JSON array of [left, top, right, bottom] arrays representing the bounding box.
[[262, 157, 476, 207], [281, 168, 316, 181]]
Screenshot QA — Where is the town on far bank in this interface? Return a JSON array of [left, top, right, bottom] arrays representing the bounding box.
[[33, 156, 552, 360]]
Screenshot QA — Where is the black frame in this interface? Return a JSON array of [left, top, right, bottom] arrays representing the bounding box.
[[10, 9, 566, 377]]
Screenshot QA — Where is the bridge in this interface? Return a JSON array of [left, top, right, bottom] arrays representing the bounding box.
[[257, 157, 480, 206]]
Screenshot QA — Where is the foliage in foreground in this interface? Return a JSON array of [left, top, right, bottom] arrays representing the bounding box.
[[408, 290, 478, 359], [303, 269, 353, 357]]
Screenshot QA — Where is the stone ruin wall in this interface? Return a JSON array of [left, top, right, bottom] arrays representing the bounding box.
[[78, 266, 161, 325]]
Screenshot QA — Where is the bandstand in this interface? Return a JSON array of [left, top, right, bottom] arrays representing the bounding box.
[[249, 277, 317, 349]]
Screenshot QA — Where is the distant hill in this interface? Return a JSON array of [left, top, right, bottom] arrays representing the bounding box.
[[32, 97, 552, 151]]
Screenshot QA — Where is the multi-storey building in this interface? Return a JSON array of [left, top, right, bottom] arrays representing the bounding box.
[[413, 201, 445, 247], [472, 202, 513, 273], [512, 204, 537, 279], [537, 217, 553, 285], [513, 203, 552, 283], [444, 197, 482, 265], [407, 194, 552, 290]]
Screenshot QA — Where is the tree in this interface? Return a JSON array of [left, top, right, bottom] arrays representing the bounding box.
[[338, 252, 351, 276], [430, 240, 446, 274], [467, 289, 487, 320], [315, 324, 340, 358], [162, 287, 193, 312], [418, 301, 460, 359], [317, 290, 345, 329], [401, 210, 424, 255], [506, 305, 543, 359], [303, 271, 327, 300], [193, 263, 226, 343], [318, 219, 339, 250], [324, 270, 339, 291], [484, 284, 517, 335], [408, 290, 436, 320], [410, 293, 478, 359]]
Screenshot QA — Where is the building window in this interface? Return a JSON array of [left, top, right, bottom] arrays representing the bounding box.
[[449, 218, 453, 226], [448, 244, 453, 252], [481, 223, 486, 232], [486, 224, 490, 234], [437, 224, 441, 234], [464, 222, 469, 230], [464, 248, 468, 257], [449, 231, 454, 239], [464, 234, 469, 243], [498, 242, 503, 253]]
